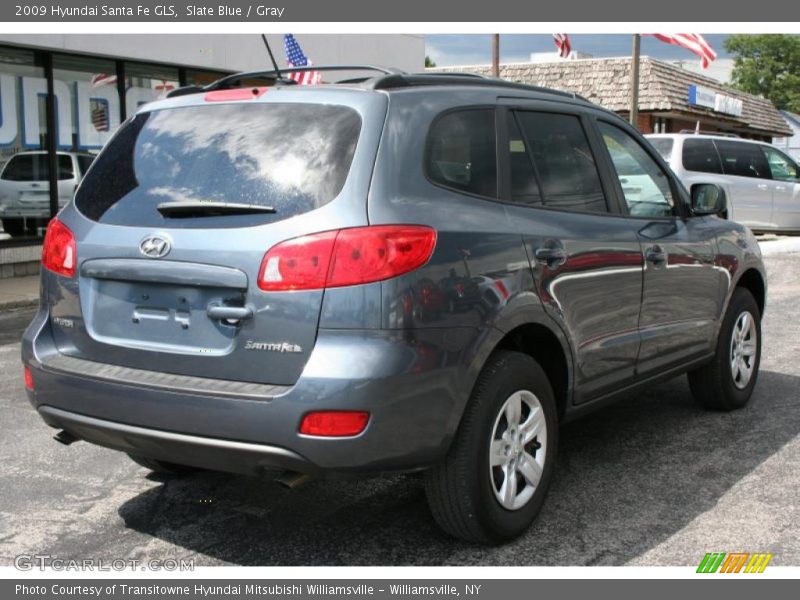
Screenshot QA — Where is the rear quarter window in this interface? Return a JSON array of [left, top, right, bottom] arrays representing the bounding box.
[[425, 109, 498, 198], [75, 103, 362, 228]]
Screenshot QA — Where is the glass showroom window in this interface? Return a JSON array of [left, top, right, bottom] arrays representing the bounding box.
[[124, 61, 180, 114], [53, 54, 121, 151], [184, 68, 229, 87], [0, 47, 49, 242]]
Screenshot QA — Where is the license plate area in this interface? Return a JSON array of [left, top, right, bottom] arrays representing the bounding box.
[[86, 279, 244, 355]]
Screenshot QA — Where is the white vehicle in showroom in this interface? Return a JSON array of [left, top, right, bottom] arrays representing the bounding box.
[[0, 150, 94, 237]]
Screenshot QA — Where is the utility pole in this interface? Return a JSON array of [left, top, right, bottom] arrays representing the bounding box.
[[630, 33, 641, 128], [492, 34, 500, 78]]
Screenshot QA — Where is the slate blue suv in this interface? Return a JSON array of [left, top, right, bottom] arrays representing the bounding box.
[[22, 68, 766, 544]]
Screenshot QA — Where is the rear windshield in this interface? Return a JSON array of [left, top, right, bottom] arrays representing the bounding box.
[[648, 138, 674, 162], [2, 154, 74, 182], [75, 103, 362, 227]]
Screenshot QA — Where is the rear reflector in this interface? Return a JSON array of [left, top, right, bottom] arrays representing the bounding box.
[[42, 218, 76, 277], [299, 411, 370, 437], [204, 87, 269, 102], [258, 225, 436, 291], [23, 366, 34, 391]]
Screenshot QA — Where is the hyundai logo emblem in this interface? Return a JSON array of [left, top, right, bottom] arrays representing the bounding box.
[[139, 235, 171, 258]]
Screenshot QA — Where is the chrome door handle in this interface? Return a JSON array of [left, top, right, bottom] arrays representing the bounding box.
[[645, 245, 667, 265], [534, 245, 567, 267], [757, 183, 769, 191]]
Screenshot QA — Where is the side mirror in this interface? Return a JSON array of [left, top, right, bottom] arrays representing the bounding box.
[[691, 183, 726, 217]]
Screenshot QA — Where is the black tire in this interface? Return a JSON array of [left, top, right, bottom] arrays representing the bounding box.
[[688, 287, 761, 411], [127, 454, 199, 476], [424, 350, 558, 544], [1, 218, 25, 237]]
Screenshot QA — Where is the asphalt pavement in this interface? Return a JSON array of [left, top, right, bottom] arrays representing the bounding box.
[[0, 253, 798, 566]]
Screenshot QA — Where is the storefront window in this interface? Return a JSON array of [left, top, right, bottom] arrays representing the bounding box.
[[0, 47, 49, 241], [0, 49, 227, 247], [124, 62, 180, 112], [53, 54, 121, 152]]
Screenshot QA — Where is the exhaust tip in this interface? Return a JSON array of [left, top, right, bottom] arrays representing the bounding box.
[[274, 471, 312, 489], [53, 430, 79, 446]]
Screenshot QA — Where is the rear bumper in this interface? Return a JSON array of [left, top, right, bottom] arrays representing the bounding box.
[[23, 306, 475, 475], [39, 406, 312, 476]]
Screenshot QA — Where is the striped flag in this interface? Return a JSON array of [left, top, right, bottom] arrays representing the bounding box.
[[90, 73, 117, 88], [553, 34, 571, 59], [90, 100, 109, 132], [649, 33, 717, 69], [284, 34, 322, 85]]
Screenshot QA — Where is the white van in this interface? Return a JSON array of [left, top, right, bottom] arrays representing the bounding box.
[[647, 133, 800, 233]]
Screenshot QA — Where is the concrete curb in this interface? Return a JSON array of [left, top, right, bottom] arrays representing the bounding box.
[[0, 298, 39, 312]]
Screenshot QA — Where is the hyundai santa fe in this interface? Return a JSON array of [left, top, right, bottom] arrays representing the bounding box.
[[22, 68, 766, 544]]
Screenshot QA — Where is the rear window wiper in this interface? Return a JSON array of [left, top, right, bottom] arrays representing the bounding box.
[[157, 201, 277, 218]]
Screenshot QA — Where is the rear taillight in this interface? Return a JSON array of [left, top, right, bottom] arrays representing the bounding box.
[[42, 218, 76, 277], [258, 225, 436, 291], [23, 366, 34, 391], [299, 411, 370, 437]]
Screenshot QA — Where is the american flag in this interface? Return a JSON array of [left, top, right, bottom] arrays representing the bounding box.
[[553, 34, 571, 59], [90, 100, 109, 132], [284, 34, 322, 85], [649, 34, 717, 69]]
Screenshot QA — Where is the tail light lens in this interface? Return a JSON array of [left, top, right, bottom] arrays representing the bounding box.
[[23, 366, 34, 391], [299, 411, 370, 437], [258, 225, 436, 291], [42, 218, 76, 277]]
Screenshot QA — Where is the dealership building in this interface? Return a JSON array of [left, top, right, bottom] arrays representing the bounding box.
[[0, 34, 424, 276], [430, 57, 792, 140]]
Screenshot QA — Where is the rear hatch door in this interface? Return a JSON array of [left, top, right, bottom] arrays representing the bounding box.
[[48, 90, 385, 386]]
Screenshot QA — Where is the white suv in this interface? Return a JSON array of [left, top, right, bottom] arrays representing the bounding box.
[[647, 133, 800, 233], [0, 150, 95, 237]]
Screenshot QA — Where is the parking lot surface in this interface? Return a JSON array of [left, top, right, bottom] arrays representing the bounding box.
[[0, 252, 798, 566]]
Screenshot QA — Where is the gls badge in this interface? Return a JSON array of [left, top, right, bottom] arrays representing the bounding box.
[[139, 235, 171, 258]]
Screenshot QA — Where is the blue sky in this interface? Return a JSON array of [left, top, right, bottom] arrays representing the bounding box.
[[425, 34, 732, 66]]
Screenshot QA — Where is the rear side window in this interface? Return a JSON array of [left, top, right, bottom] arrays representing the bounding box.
[[514, 111, 607, 213], [649, 138, 674, 162], [75, 103, 362, 227], [682, 139, 723, 174], [426, 109, 497, 198], [716, 140, 771, 179], [1, 154, 74, 181]]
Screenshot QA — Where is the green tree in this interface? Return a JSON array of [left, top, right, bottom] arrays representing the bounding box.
[[725, 34, 800, 112], [425, 55, 437, 68]]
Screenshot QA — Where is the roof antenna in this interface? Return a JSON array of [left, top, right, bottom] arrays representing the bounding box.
[[261, 34, 284, 80]]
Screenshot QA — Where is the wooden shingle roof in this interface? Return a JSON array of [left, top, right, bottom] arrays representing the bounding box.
[[428, 57, 792, 137]]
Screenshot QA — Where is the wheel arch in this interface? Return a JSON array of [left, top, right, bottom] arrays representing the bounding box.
[[735, 268, 766, 317]]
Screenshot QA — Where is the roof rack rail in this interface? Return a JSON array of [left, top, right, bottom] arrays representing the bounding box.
[[678, 129, 741, 137], [368, 72, 589, 101]]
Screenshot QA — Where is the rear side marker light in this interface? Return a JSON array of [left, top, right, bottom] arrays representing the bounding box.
[[42, 218, 76, 278], [23, 366, 34, 391], [204, 87, 269, 102], [299, 411, 370, 437], [258, 225, 437, 291]]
